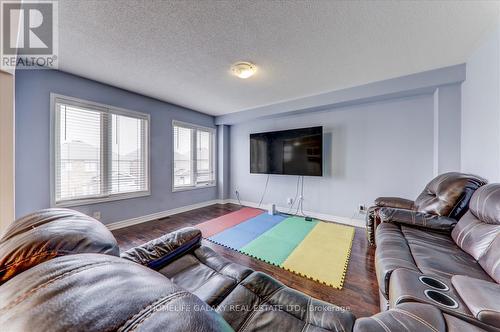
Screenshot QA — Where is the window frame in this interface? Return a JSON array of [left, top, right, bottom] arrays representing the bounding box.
[[50, 93, 151, 207], [172, 120, 216, 192]]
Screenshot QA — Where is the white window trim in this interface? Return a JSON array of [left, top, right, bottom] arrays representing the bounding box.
[[50, 93, 151, 207], [172, 120, 216, 192]]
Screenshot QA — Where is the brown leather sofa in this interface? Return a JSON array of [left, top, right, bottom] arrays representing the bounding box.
[[0, 208, 493, 331], [366, 172, 486, 246], [374, 183, 500, 331]]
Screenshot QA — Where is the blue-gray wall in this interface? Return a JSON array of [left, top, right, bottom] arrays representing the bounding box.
[[224, 67, 463, 220], [461, 24, 500, 182], [15, 70, 217, 224], [229, 94, 432, 218]]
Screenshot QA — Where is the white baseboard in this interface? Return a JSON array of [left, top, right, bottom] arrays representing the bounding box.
[[106, 199, 222, 230], [106, 198, 365, 231], [224, 199, 365, 228]]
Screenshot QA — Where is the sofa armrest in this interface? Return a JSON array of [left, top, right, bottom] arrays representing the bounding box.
[[365, 197, 414, 246], [378, 207, 457, 232], [452, 275, 500, 329], [355, 302, 488, 331], [375, 197, 415, 210], [354, 303, 446, 331], [121, 227, 202, 270]]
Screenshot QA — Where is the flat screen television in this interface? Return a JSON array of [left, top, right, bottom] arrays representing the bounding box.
[[250, 126, 323, 176]]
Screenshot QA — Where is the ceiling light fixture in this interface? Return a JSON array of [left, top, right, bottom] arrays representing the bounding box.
[[231, 62, 257, 79]]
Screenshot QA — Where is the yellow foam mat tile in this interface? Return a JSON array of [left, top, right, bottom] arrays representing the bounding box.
[[281, 222, 355, 289]]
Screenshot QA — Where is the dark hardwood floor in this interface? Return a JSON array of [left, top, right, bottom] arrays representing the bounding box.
[[112, 203, 378, 318]]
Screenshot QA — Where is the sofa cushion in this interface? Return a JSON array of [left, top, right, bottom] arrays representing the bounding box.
[[158, 246, 253, 306], [375, 223, 419, 298], [414, 172, 486, 218], [401, 225, 493, 281], [216, 271, 355, 332], [0, 208, 119, 285]]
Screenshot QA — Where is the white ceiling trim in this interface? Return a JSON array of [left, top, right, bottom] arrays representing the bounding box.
[[58, 1, 500, 116], [215, 64, 466, 125]]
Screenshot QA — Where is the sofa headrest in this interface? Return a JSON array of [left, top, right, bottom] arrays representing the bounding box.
[[414, 172, 486, 218], [0, 208, 119, 284], [469, 184, 500, 224]]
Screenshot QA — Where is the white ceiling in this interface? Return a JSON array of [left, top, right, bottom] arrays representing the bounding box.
[[58, 0, 500, 116]]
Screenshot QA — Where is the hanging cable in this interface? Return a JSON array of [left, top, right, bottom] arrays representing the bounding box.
[[235, 190, 242, 206], [300, 176, 312, 221], [287, 176, 301, 215], [300, 176, 306, 217], [291, 176, 311, 220], [258, 174, 270, 207], [294, 176, 303, 216]]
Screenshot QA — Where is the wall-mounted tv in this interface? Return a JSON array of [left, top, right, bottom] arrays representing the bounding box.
[[250, 126, 323, 176]]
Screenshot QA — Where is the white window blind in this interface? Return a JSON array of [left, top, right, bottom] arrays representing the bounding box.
[[56, 103, 103, 201], [173, 121, 215, 190], [196, 129, 213, 183], [111, 114, 148, 195], [53, 96, 149, 206], [173, 125, 193, 187]]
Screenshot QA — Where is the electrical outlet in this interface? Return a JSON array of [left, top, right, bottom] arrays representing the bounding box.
[[358, 204, 367, 214], [287, 197, 294, 206], [92, 211, 101, 220]]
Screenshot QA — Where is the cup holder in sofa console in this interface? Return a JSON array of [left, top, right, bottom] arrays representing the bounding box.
[[419, 276, 449, 291], [424, 290, 458, 309]]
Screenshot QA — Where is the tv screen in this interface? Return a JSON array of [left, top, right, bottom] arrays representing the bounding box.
[[250, 126, 323, 176]]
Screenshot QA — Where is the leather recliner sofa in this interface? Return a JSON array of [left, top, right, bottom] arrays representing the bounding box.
[[0, 208, 492, 331], [366, 172, 486, 246], [374, 183, 500, 331]]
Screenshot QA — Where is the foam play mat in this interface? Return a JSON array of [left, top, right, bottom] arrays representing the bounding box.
[[198, 207, 355, 289]]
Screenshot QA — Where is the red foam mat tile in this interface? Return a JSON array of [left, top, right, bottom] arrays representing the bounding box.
[[196, 207, 263, 238]]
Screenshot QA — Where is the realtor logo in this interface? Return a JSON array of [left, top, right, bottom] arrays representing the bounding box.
[[1, 0, 58, 70]]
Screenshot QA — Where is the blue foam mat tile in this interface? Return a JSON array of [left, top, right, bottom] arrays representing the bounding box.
[[209, 213, 286, 249]]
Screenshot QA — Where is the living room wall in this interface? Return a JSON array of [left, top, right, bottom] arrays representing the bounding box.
[[461, 24, 500, 182], [15, 70, 217, 224], [226, 71, 463, 223]]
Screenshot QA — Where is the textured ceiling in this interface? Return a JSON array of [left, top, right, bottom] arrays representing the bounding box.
[[58, 0, 500, 116]]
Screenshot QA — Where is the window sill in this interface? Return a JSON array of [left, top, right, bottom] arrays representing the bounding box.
[[53, 191, 151, 208], [172, 183, 216, 193]]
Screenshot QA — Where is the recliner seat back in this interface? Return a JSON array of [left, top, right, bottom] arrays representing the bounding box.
[[414, 172, 486, 218], [366, 172, 486, 246], [451, 184, 500, 283], [478, 236, 500, 283]]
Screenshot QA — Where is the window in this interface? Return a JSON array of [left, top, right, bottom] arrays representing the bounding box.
[[173, 121, 215, 190], [51, 95, 149, 206]]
